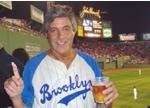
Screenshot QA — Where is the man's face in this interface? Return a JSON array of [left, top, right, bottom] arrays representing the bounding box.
[[47, 17, 75, 55]]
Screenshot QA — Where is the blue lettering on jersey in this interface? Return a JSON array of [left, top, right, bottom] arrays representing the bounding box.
[[40, 74, 92, 105]]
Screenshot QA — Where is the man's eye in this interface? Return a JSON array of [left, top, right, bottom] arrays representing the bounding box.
[[50, 29, 56, 32], [64, 27, 70, 31]]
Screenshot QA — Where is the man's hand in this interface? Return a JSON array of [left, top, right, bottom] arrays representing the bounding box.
[[4, 62, 24, 99], [103, 81, 118, 107]]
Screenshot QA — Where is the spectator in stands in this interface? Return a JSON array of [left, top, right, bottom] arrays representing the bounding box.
[[4, 4, 118, 108], [12, 48, 29, 67], [0, 46, 23, 108]]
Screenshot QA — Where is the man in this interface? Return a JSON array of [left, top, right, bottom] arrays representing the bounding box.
[[0, 47, 23, 108], [4, 5, 118, 108]]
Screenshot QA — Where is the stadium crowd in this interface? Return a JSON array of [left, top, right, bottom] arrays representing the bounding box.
[[0, 17, 45, 37], [1, 17, 150, 65], [74, 38, 150, 64]]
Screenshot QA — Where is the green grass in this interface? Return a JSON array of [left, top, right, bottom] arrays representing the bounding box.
[[104, 68, 150, 108]]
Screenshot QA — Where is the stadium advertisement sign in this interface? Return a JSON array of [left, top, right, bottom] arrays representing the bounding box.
[[103, 28, 112, 38], [102, 21, 112, 38], [79, 6, 102, 38], [119, 33, 136, 41], [30, 5, 44, 24], [82, 19, 102, 38], [77, 25, 84, 37], [0, 1, 12, 10], [143, 33, 150, 40], [25, 43, 41, 57]]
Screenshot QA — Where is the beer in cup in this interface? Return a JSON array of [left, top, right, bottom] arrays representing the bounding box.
[[92, 76, 109, 103]]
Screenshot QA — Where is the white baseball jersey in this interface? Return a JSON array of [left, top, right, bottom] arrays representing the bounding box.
[[22, 51, 103, 108]]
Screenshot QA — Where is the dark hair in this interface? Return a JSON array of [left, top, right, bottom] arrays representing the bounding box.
[[12, 48, 29, 66], [43, 4, 77, 33]]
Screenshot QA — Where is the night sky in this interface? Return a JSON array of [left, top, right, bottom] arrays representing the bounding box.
[[59, 1, 150, 36], [1, 1, 150, 36]]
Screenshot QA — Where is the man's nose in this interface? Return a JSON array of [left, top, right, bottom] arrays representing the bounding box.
[[58, 30, 65, 39]]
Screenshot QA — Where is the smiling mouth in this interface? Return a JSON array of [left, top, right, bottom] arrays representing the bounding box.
[[57, 41, 67, 45]]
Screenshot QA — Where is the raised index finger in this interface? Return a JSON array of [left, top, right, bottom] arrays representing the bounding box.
[[11, 62, 20, 79]]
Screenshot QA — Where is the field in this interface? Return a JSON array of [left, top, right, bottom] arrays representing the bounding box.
[[104, 67, 150, 108]]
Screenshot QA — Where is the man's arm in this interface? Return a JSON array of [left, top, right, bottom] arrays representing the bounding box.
[[11, 95, 25, 108]]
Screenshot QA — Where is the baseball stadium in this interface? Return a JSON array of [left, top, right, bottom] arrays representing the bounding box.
[[0, 1, 150, 108]]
